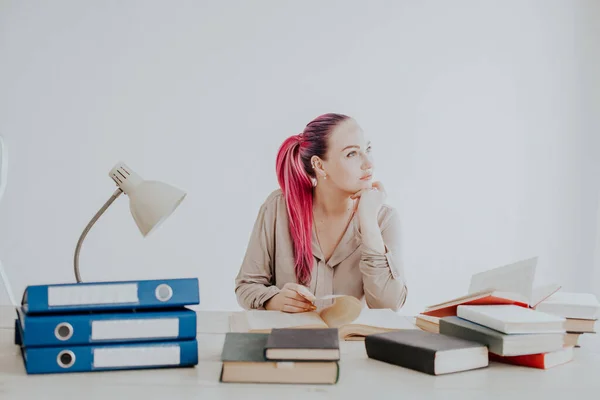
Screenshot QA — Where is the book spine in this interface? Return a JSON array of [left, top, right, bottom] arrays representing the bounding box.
[[21, 339, 198, 374], [365, 334, 436, 375], [21, 308, 197, 347], [24, 278, 200, 313]]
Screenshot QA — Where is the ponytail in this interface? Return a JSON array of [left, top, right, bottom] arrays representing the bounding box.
[[275, 135, 314, 285], [275, 113, 350, 285]]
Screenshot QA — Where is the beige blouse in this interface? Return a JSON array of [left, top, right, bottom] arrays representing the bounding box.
[[234, 189, 408, 311]]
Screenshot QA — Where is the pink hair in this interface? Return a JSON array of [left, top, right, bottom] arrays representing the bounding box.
[[275, 113, 350, 285]]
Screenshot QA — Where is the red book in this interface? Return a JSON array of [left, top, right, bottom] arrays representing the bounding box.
[[490, 347, 574, 369]]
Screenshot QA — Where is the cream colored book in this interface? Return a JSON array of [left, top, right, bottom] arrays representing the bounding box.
[[416, 314, 440, 333], [231, 295, 417, 341]]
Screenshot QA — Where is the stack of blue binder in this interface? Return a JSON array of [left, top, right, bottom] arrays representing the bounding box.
[[14, 278, 200, 374]]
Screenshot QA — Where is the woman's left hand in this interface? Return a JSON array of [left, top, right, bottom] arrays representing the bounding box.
[[351, 181, 387, 221]]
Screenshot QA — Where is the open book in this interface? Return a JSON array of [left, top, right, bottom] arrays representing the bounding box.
[[422, 257, 561, 318], [230, 295, 417, 341]]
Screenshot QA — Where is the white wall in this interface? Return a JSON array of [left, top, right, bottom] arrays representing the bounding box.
[[1, 0, 599, 314], [586, 2, 600, 298]]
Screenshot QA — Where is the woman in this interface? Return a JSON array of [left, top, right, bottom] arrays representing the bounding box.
[[235, 113, 407, 312]]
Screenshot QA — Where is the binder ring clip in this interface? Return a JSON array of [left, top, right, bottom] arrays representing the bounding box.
[[55, 322, 74, 341], [57, 350, 76, 368], [155, 284, 173, 302]]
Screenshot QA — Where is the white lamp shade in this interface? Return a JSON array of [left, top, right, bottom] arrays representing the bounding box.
[[109, 162, 186, 237], [128, 181, 186, 236]]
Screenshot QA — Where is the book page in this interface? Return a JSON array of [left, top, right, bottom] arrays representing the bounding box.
[[468, 257, 537, 303], [244, 310, 328, 331], [350, 309, 417, 329], [538, 292, 600, 307], [314, 294, 346, 310], [530, 283, 561, 307], [318, 295, 362, 328]]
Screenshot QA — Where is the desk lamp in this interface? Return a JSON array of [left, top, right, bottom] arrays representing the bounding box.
[[73, 162, 186, 282]]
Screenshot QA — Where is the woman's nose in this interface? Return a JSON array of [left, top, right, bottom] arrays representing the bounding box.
[[362, 155, 373, 170]]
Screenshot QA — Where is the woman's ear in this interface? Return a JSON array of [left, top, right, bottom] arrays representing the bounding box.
[[310, 155, 327, 179]]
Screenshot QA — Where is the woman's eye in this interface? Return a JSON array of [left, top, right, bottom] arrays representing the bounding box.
[[347, 151, 356, 157], [366, 146, 372, 153]]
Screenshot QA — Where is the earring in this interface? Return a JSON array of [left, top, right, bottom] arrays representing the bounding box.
[[324, 175, 327, 180]]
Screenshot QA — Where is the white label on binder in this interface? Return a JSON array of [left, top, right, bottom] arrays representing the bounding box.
[[48, 284, 139, 306], [91, 318, 179, 340], [93, 345, 181, 368]]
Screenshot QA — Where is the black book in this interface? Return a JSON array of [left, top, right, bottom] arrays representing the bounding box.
[[220, 333, 339, 384], [264, 328, 340, 361], [365, 330, 488, 375]]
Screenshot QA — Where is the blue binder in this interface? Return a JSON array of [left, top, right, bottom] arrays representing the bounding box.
[[15, 316, 197, 375], [21, 278, 199, 314], [19, 339, 199, 374], [16, 306, 197, 347]]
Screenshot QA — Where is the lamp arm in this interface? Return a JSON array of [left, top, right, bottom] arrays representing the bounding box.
[[74, 188, 123, 283]]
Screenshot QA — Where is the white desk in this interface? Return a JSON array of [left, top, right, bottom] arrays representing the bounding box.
[[1, 307, 599, 399]]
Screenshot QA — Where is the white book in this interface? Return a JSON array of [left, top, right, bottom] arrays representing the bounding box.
[[534, 292, 600, 320], [457, 305, 566, 334]]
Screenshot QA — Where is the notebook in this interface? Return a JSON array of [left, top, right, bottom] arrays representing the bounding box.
[[230, 295, 417, 340]]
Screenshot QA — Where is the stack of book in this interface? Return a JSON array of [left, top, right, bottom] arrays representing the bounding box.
[[417, 291, 600, 349], [14, 278, 200, 374], [220, 328, 340, 384], [439, 304, 572, 369], [413, 257, 600, 369]]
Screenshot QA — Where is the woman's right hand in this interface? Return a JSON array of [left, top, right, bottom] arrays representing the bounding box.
[[264, 283, 317, 313]]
